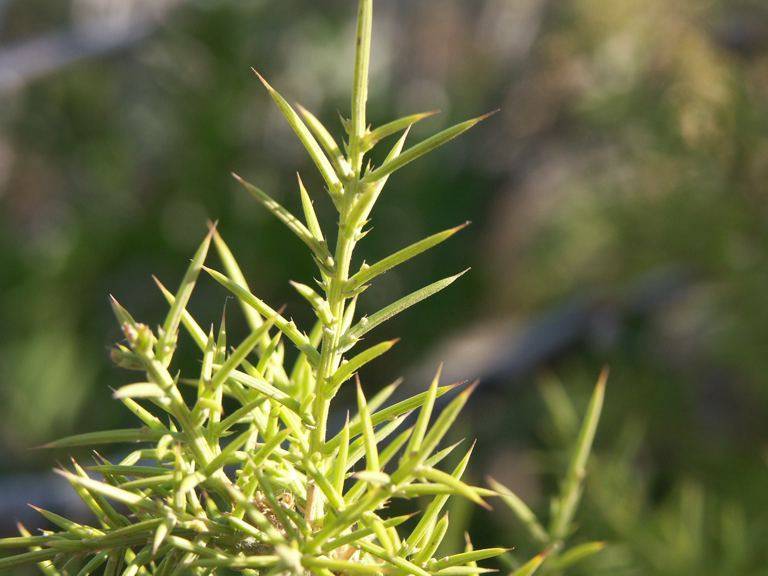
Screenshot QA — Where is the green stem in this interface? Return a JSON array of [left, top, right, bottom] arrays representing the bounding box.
[[307, 0, 373, 526], [350, 0, 372, 172], [308, 205, 356, 522]]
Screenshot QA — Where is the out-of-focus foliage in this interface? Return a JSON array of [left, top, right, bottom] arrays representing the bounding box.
[[477, 3, 768, 571], [542, 378, 767, 575]]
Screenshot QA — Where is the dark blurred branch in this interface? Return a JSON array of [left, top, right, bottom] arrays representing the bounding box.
[[714, 10, 768, 58], [0, 24, 149, 92], [407, 267, 694, 390], [0, 471, 84, 532], [0, 1, 185, 92]]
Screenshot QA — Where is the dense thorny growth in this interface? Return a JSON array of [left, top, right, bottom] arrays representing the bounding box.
[[0, 2, 605, 575]]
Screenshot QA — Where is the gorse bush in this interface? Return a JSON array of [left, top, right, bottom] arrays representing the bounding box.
[[0, 2, 605, 575]]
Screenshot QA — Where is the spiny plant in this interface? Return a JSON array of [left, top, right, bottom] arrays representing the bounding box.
[[490, 373, 607, 575], [0, 2, 604, 575]]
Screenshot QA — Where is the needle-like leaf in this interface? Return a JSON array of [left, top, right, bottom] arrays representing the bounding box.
[[348, 223, 469, 290], [223, 369, 304, 416], [69, 459, 127, 529], [118, 397, 165, 431], [203, 266, 319, 363], [362, 111, 497, 184], [411, 383, 478, 467], [330, 412, 350, 495], [327, 339, 398, 396], [156, 228, 214, 364], [29, 505, 102, 538], [203, 428, 256, 476], [108, 295, 136, 328], [414, 513, 450, 564], [290, 281, 333, 325], [545, 541, 606, 571], [297, 173, 326, 243], [358, 540, 431, 576], [321, 514, 413, 554], [404, 447, 473, 555], [432, 548, 510, 569], [153, 275, 208, 350], [302, 556, 381, 575], [407, 364, 442, 455], [113, 383, 165, 400], [76, 551, 109, 575], [324, 383, 460, 453], [418, 466, 490, 510], [345, 416, 411, 485], [398, 484, 495, 498], [0, 549, 59, 571], [487, 477, 548, 544], [296, 107, 350, 178], [233, 173, 332, 266], [549, 368, 607, 541], [210, 312, 278, 391], [509, 551, 548, 576], [210, 228, 264, 333], [54, 470, 151, 509], [363, 110, 439, 150], [356, 379, 379, 472], [343, 270, 468, 346], [42, 428, 170, 449], [253, 70, 342, 195]]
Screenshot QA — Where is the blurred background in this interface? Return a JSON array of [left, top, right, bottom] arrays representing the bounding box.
[[2, 0, 768, 574]]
